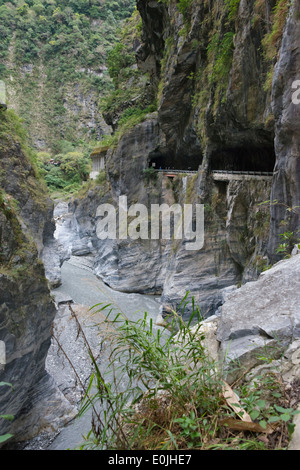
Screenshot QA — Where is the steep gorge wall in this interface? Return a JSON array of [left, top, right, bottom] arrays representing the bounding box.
[[68, 120, 272, 316], [0, 110, 75, 444], [268, 0, 300, 258], [65, 0, 299, 317], [136, 0, 276, 167]]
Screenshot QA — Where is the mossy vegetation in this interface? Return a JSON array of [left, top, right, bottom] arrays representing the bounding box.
[[0, 108, 43, 182], [259, 0, 291, 91], [0, 189, 24, 249], [0, 109, 31, 148], [0, 102, 104, 198], [100, 9, 157, 125], [0, 186, 40, 282], [36, 148, 92, 195], [142, 167, 158, 185], [90, 8, 158, 157], [157, 1, 240, 145], [0, 108, 54, 286], [159, 0, 193, 23]]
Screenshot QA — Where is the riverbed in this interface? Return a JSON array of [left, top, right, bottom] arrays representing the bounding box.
[[45, 256, 163, 450]]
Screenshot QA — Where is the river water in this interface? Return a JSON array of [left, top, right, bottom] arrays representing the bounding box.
[[46, 257, 163, 450]]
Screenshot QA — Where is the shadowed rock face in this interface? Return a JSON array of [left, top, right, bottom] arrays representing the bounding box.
[[136, 0, 167, 78], [136, 0, 278, 168], [0, 126, 76, 443]]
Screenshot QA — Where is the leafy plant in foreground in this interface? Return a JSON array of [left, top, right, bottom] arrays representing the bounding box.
[[77, 293, 225, 450], [63, 296, 300, 451]]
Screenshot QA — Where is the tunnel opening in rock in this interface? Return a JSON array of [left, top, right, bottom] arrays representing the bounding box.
[[149, 151, 202, 171], [210, 145, 276, 173]]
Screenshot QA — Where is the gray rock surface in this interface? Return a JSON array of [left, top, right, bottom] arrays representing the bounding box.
[[268, 0, 300, 260], [217, 254, 300, 372], [0, 136, 75, 444], [66, 0, 299, 317], [46, 303, 103, 407], [68, 139, 272, 317], [193, 254, 300, 449]]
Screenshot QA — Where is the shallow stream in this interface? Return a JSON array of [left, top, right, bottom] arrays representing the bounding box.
[[46, 257, 163, 450]]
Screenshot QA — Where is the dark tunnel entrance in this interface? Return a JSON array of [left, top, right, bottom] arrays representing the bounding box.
[[149, 151, 202, 172], [210, 145, 276, 173]]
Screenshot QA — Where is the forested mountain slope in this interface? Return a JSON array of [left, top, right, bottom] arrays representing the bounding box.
[[0, 0, 135, 153]]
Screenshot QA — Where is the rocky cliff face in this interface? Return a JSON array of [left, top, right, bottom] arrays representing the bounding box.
[[61, 0, 300, 318], [64, 141, 272, 317], [0, 110, 76, 444], [268, 0, 300, 259], [136, 0, 276, 166]]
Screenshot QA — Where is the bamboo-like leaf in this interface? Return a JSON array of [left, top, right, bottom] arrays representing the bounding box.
[[0, 434, 13, 443], [0, 382, 13, 389], [0, 414, 14, 421]]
